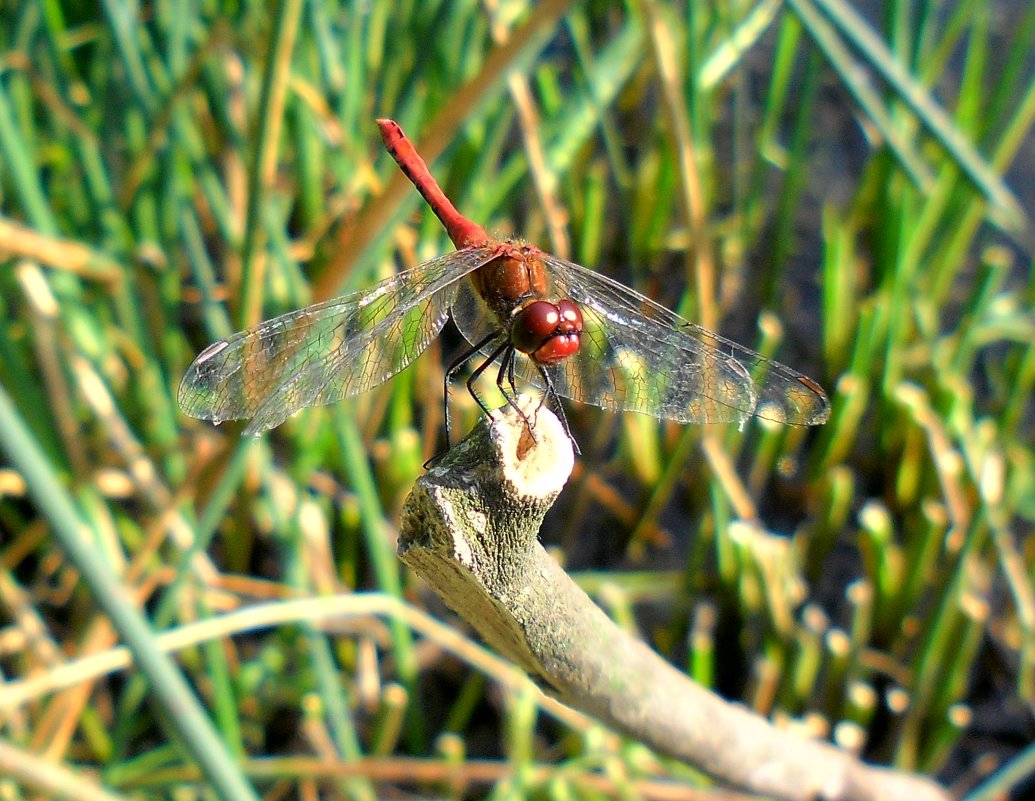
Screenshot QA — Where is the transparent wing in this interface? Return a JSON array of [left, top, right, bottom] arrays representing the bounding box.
[[519, 255, 830, 426], [178, 247, 497, 434]]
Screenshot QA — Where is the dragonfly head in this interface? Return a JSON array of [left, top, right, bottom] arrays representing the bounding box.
[[511, 299, 583, 364]]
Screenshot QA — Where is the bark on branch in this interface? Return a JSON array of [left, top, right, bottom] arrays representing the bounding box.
[[398, 397, 949, 801]]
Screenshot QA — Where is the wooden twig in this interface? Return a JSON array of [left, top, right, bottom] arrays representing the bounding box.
[[398, 397, 950, 801]]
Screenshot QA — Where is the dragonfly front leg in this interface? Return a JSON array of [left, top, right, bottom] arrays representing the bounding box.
[[492, 344, 537, 443], [440, 331, 504, 451]]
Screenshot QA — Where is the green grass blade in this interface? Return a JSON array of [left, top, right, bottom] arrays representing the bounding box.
[[809, 0, 1027, 231], [0, 382, 260, 801]]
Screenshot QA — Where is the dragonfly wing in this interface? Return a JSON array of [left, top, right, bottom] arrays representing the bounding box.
[[450, 275, 501, 349], [515, 254, 830, 426], [179, 247, 498, 434]]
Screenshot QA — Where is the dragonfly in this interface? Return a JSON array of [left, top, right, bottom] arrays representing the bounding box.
[[179, 119, 830, 444]]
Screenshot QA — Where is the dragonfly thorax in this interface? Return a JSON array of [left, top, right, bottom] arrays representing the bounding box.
[[469, 243, 550, 322]]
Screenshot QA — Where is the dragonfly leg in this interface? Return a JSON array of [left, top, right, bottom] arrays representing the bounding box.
[[442, 331, 502, 450], [466, 338, 512, 421], [534, 364, 581, 456], [507, 340, 520, 393], [493, 344, 536, 442]]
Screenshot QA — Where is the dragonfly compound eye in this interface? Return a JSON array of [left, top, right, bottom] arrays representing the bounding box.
[[511, 300, 583, 364]]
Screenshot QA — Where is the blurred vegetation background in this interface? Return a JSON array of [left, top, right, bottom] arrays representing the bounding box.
[[0, 0, 1032, 799]]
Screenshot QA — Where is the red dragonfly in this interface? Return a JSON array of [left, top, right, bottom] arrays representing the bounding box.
[[179, 119, 830, 443]]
